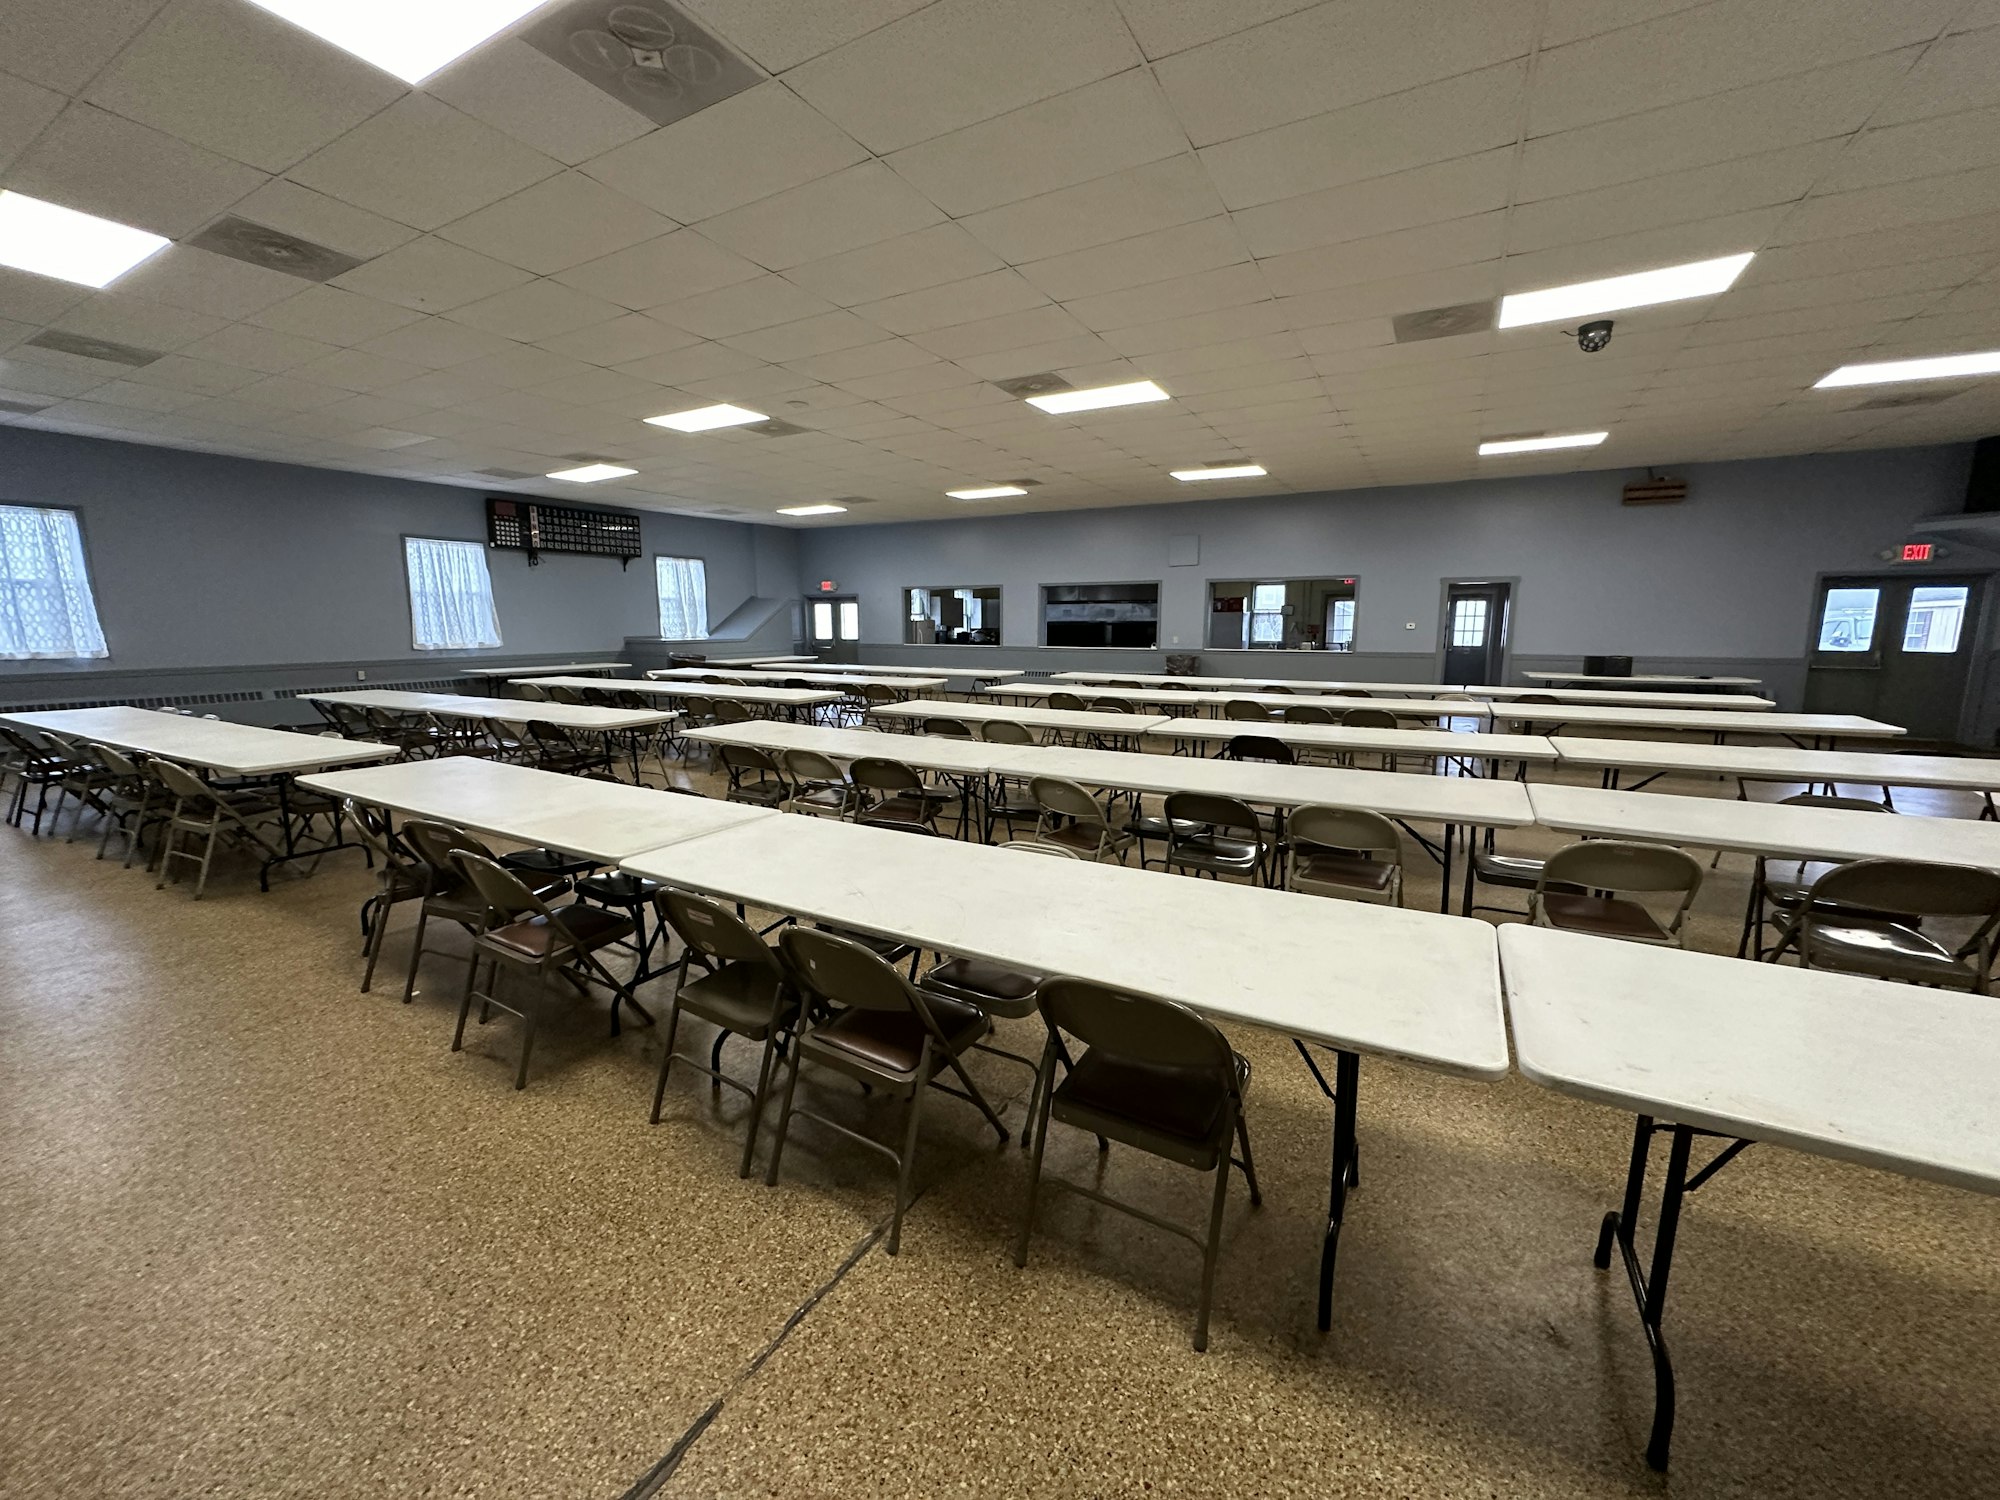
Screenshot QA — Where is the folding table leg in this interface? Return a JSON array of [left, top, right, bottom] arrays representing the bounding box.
[[1295, 1044, 1362, 1333]]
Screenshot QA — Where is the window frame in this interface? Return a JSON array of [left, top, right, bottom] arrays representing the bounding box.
[[1206, 576, 1359, 652], [654, 552, 711, 641], [901, 583, 1002, 646], [401, 534, 502, 652], [0, 500, 110, 661]]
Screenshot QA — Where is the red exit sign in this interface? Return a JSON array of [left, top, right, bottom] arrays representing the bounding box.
[[818, 579, 837, 592], [1901, 543, 1935, 562]]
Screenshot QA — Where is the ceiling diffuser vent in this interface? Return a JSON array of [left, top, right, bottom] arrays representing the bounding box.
[[745, 419, 810, 437], [0, 398, 51, 414], [1848, 388, 1968, 410], [187, 216, 364, 282], [993, 372, 1072, 399], [524, 0, 762, 128], [26, 330, 163, 367], [829, 495, 878, 505], [475, 466, 537, 479], [1392, 301, 1494, 343]]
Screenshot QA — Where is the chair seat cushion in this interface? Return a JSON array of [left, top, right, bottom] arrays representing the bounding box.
[[1170, 833, 1261, 869], [1292, 850, 1395, 892], [1807, 918, 1978, 987], [728, 782, 789, 807], [1541, 892, 1673, 943], [484, 903, 634, 959], [813, 992, 988, 1074], [859, 800, 934, 827], [923, 956, 1042, 1014], [1051, 1050, 1245, 1168]]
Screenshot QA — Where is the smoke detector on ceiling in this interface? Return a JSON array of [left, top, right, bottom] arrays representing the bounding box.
[[992, 372, 1073, 399]]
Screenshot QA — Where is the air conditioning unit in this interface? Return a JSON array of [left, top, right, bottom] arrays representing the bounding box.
[[1622, 475, 1688, 505]]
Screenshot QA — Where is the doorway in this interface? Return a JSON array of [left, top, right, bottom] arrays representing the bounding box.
[[1805, 573, 1979, 741], [806, 594, 861, 664], [1439, 580, 1513, 686]]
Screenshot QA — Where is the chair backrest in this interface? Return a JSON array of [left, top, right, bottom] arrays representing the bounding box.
[[1540, 839, 1703, 898], [659, 890, 783, 970], [680, 693, 714, 721], [451, 849, 551, 924], [998, 838, 1081, 858], [544, 685, 584, 706], [1047, 691, 1087, 711], [1338, 688, 1372, 698], [780, 926, 919, 1015], [718, 743, 779, 778], [1282, 704, 1336, 724], [1289, 804, 1399, 856], [1263, 684, 1294, 694], [1222, 734, 1294, 764], [924, 717, 974, 738], [850, 755, 922, 795], [980, 719, 1034, 745], [1340, 707, 1398, 729], [1088, 698, 1133, 714], [1164, 791, 1261, 837], [514, 682, 549, 701], [1030, 775, 1107, 826], [714, 700, 753, 724], [862, 683, 898, 705], [1518, 692, 1560, 704], [1223, 699, 1268, 721], [1037, 978, 1232, 1074], [1780, 793, 1892, 813], [780, 748, 846, 785], [150, 758, 213, 803], [90, 742, 142, 779], [403, 818, 496, 888], [1806, 857, 2000, 919]]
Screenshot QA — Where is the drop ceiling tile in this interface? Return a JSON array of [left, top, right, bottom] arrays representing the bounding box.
[[288, 95, 563, 233], [6, 102, 267, 239], [0, 0, 168, 94], [437, 172, 678, 276], [651, 275, 837, 338], [355, 316, 520, 370], [615, 340, 771, 386], [723, 310, 882, 362], [784, 338, 940, 382], [53, 294, 224, 352], [1261, 214, 1508, 301], [425, 39, 656, 165], [886, 70, 1188, 219], [1772, 162, 2000, 244], [0, 355, 116, 399], [852, 271, 1051, 336], [1529, 0, 1961, 137], [1816, 106, 2000, 195], [113, 246, 303, 321], [331, 237, 536, 314], [1014, 217, 1245, 306], [448, 281, 626, 342], [538, 312, 704, 366], [582, 82, 869, 224], [1874, 24, 2000, 126], [291, 348, 432, 393], [83, 0, 402, 174], [1497, 207, 1786, 291], [696, 161, 947, 270], [1234, 148, 1515, 258], [1112, 0, 1325, 60], [118, 352, 261, 395], [83, 377, 206, 413], [227, 373, 347, 412], [784, 224, 1006, 309], [907, 303, 1093, 361], [959, 155, 1227, 264], [0, 71, 63, 176], [249, 286, 425, 345], [950, 332, 1120, 375], [180, 322, 340, 373], [224, 179, 419, 261], [1067, 262, 1272, 333], [785, 0, 1140, 153], [552, 229, 766, 312], [1722, 256, 1991, 318], [680, 0, 934, 71], [452, 346, 604, 392]]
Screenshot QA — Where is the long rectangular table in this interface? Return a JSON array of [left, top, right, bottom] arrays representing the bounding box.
[[768, 660, 1026, 680], [995, 682, 1490, 722], [1501, 924, 1999, 1469], [1525, 672, 1763, 687], [623, 812, 1509, 1331], [520, 677, 841, 718], [1554, 737, 2000, 810], [304, 689, 677, 733], [1054, 671, 1776, 709], [685, 721, 1005, 776], [1487, 702, 1903, 744], [1146, 718, 1559, 768], [870, 698, 1172, 740], [647, 667, 948, 693], [713, 654, 817, 665], [299, 756, 775, 862]]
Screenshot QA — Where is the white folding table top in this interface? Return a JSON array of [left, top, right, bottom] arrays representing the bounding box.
[[1472, 686, 1776, 710], [646, 667, 947, 691], [685, 721, 1006, 775], [1147, 719, 1559, 763], [1487, 702, 1903, 737], [994, 682, 1490, 719], [459, 662, 627, 676], [1554, 737, 2000, 793], [298, 757, 774, 861], [625, 815, 1509, 1074], [987, 743, 1535, 826], [1528, 782, 2000, 869], [712, 654, 816, 665], [1501, 926, 2000, 1196], [305, 689, 676, 732], [1523, 672, 1763, 688], [767, 660, 1026, 679], [870, 698, 1172, 737], [0, 705, 397, 777], [524, 676, 840, 709]]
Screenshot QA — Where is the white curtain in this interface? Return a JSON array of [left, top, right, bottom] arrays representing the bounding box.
[[405, 537, 501, 650], [0, 505, 109, 660], [656, 555, 708, 639]]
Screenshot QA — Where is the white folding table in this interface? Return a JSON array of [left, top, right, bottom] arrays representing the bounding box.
[[306, 689, 678, 781], [647, 666, 948, 694], [1524, 672, 1763, 688], [869, 698, 1173, 743], [1052, 671, 1775, 709], [1146, 718, 1558, 771], [1488, 702, 1903, 746], [1501, 924, 2000, 1470], [527, 676, 842, 721], [997, 682, 1491, 724], [712, 654, 816, 665], [624, 813, 1509, 1331], [768, 660, 1026, 680], [1554, 736, 2000, 813]]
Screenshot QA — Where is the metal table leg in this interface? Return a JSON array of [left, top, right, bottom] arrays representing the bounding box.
[[1296, 1042, 1361, 1332]]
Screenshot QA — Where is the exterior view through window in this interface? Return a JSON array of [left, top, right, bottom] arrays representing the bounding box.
[[1816, 587, 1880, 652], [1208, 578, 1357, 650]]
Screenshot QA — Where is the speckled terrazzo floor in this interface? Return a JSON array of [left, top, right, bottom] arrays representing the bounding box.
[[2, 740, 1995, 1499]]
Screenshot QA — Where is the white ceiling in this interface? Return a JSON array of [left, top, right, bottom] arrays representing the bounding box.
[[2, 0, 1999, 525]]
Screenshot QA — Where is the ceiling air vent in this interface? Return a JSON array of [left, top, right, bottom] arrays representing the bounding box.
[[524, 0, 762, 128], [1391, 301, 1494, 343], [26, 330, 163, 367], [1622, 474, 1688, 506], [475, 467, 537, 479], [993, 372, 1072, 399], [0, 398, 51, 414], [829, 495, 878, 505], [186, 216, 364, 282], [745, 419, 810, 437], [1848, 387, 1969, 411]]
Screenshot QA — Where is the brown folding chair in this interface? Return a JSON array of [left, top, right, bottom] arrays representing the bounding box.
[[1030, 775, 1134, 862], [151, 759, 284, 898], [1155, 791, 1269, 884], [1284, 805, 1404, 906], [1531, 840, 1703, 946], [1773, 858, 2000, 991]]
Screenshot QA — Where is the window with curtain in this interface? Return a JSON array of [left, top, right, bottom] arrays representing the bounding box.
[[656, 555, 709, 639], [1249, 582, 1286, 645], [0, 504, 109, 660], [404, 537, 501, 650]]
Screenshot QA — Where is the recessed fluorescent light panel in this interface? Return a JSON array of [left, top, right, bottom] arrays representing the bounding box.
[[0, 191, 169, 288], [242, 0, 551, 84], [1814, 352, 2000, 388], [645, 403, 769, 433], [777, 504, 846, 517], [946, 485, 1028, 500], [1025, 380, 1170, 414], [546, 462, 635, 482], [1171, 464, 1267, 482], [1497, 253, 1754, 329], [1477, 433, 1609, 456]]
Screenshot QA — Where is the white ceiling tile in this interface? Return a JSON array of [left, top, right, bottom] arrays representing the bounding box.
[[853, 271, 1051, 335], [83, 377, 206, 413], [330, 237, 535, 314], [785, 0, 1141, 153], [436, 171, 677, 276], [118, 352, 261, 395], [452, 346, 602, 392], [615, 340, 772, 386], [1015, 217, 1249, 304], [695, 161, 946, 270], [112, 246, 303, 321], [651, 276, 837, 338], [581, 82, 869, 224], [288, 95, 562, 233], [1112, 0, 1323, 60], [886, 70, 1188, 218], [1234, 148, 1515, 258], [538, 312, 704, 366], [1101, 299, 1294, 357], [551, 229, 765, 313], [722, 310, 883, 362], [0, 0, 168, 94], [0, 354, 118, 399], [682, 0, 937, 71], [224, 179, 418, 260], [290, 348, 432, 393], [53, 293, 223, 351], [1874, 24, 2000, 126], [1066, 262, 1272, 332], [786, 225, 1005, 307], [1258, 213, 1509, 300], [906, 303, 1093, 360], [1543, 0, 1730, 49], [372, 369, 504, 409], [83, 0, 402, 173], [447, 281, 626, 343], [784, 338, 941, 382], [1496, 207, 1787, 291], [0, 70, 63, 176], [354, 316, 520, 370], [959, 155, 1227, 263], [180, 322, 339, 372], [1278, 262, 1502, 330], [950, 334, 1120, 379], [249, 286, 425, 345], [1772, 162, 2000, 244], [1814, 106, 2000, 195], [1529, 0, 1962, 137], [425, 40, 655, 166], [225, 373, 346, 412], [1154, 0, 1540, 148], [5, 102, 267, 239]]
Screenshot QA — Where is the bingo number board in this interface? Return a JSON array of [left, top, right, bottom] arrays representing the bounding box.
[[487, 497, 643, 563]]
